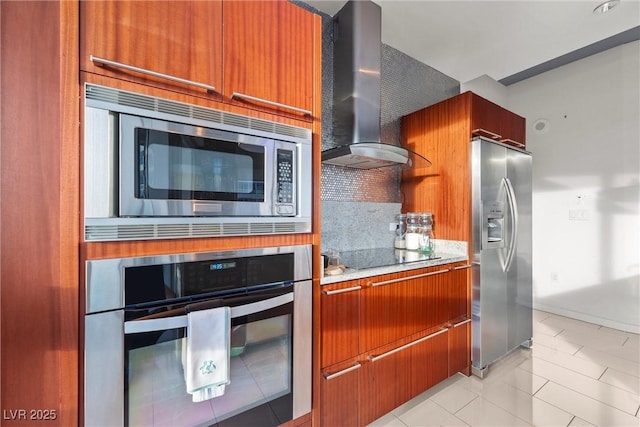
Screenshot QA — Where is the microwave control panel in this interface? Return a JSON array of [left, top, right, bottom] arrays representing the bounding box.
[[276, 149, 294, 214]]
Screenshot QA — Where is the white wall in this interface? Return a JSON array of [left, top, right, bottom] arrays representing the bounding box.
[[507, 41, 640, 333], [461, 74, 508, 108]]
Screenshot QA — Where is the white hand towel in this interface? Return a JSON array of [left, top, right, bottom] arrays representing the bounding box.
[[184, 306, 231, 402]]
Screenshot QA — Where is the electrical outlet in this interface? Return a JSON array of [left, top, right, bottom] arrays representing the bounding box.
[[551, 272, 559, 282], [569, 209, 589, 221]]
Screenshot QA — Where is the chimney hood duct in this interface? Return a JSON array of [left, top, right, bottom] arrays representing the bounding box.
[[322, 0, 429, 169]]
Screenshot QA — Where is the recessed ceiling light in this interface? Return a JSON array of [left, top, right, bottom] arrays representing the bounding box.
[[593, 0, 620, 14]]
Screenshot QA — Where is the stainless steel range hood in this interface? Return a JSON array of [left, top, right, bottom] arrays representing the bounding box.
[[322, 0, 429, 169]]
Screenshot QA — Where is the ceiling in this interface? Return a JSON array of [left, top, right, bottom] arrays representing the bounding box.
[[302, 0, 640, 85]]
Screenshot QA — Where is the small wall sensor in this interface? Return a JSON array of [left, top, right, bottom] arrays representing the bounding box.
[[532, 118, 550, 134]]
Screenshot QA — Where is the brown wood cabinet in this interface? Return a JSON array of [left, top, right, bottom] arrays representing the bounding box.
[[470, 92, 526, 148], [360, 267, 451, 352], [402, 91, 526, 243], [364, 327, 449, 426], [320, 359, 363, 427], [223, 1, 315, 118], [0, 1, 321, 425], [80, 0, 316, 120], [321, 280, 361, 367], [319, 262, 471, 426], [1, 2, 80, 424], [80, 1, 223, 98]]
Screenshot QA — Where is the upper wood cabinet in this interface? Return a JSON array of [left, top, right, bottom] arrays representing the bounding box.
[[223, 1, 315, 117], [402, 91, 526, 242], [470, 93, 526, 148], [80, 1, 317, 119], [80, 1, 223, 98]]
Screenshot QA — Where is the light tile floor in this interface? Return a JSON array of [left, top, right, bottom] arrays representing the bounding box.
[[368, 310, 640, 427]]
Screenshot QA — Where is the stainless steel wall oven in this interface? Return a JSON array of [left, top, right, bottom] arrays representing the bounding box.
[[83, 84, 312, 242], [84, 245, 312, 426]]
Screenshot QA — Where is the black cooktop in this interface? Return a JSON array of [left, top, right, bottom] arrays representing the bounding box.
[[339, 248, 440, 270]]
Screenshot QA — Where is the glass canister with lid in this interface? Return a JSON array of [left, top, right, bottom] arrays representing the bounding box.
[[405, 213, 422, 250], [418, 212, 435, 256], [394, 213, 407, 249]]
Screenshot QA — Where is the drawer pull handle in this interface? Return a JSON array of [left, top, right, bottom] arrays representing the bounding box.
[[472, 128, 502, 140], [90, 55, 217, 93], [369, 329, 447, 362], [369, 268, 449, 287], [323, 285, 362, 295], [452, 264, 473, 270], [452, 318, 472, 328], [324, 362, 361, 380], [231, 92, 312, 116], [500, 138, 526, 148]]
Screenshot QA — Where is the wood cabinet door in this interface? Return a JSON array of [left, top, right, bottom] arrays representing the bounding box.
[[448, 320, 471, 376], [470, 92, 504, 140], [80, 1, 223, 96], [320, 360, 362, 427], [365, 329, 449, 425], [360, 268, 451, 353], [498, 107, 527, 148], [365, 342, 412, 425], [470, 92, 526, 148], [321, 281, 361, 368], [411, 329, 450, 395], [223, 1, 314, 118]]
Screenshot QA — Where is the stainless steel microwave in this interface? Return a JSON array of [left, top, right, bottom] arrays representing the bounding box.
[[83, 84, 312, 242]]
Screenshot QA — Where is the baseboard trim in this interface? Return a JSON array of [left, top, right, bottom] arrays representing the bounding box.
[[534, 303, 640, 335]]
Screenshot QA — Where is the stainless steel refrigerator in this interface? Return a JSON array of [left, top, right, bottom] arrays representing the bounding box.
[[471, 136, 533, 378]]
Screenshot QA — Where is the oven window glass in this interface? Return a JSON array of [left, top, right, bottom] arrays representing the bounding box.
[[125, 307, 293, 426], [135, 128, 265, 202]]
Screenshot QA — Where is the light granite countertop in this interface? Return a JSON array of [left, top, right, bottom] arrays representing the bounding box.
[[320, 251, 468, 285]]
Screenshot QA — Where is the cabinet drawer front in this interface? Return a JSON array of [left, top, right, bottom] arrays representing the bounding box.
[[320, 361, 361, 427], [321, 282, 361, 367], [360, 268, 451, 352], [364, 329, 449, 425]]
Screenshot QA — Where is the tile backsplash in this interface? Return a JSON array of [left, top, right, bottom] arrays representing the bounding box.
[[321, 200, 468, 257], [321, 201, 401, 252]]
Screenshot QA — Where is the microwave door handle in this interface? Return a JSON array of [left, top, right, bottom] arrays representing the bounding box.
[[124, 292, 294, 334]]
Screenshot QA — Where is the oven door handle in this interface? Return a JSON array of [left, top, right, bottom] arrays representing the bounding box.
[[124, 292, 293, 334]]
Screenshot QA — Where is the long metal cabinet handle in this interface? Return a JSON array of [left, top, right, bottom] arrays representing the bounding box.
[[323, 363, 362, 380], [500, 138, 525, 148], [369, 329, 448, 362], [323, 285, 362, 295], [231, 92, 312, 116], [452, 318, 472, 328], [472, 128, 502, 140], [368, 268, 449, 287], [452, 264, 472, 270], [504, 177, 519, 272], [90, 55, 217, 93]]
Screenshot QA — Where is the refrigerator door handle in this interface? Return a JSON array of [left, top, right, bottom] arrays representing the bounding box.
[[503, 177, 519, 272]]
